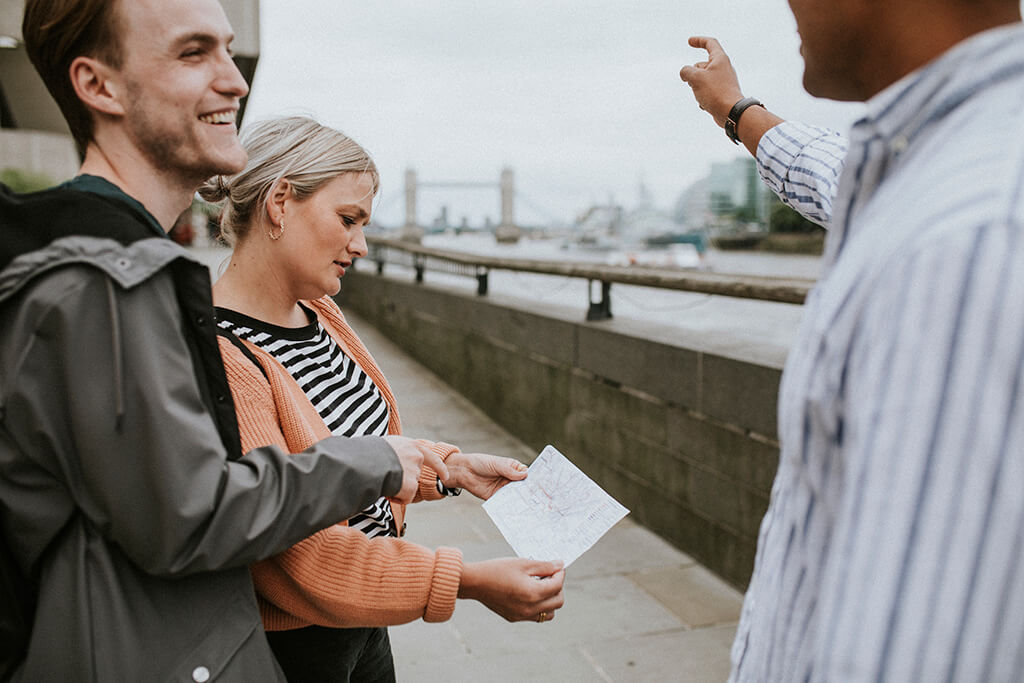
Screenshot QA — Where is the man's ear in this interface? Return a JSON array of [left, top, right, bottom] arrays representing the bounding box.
[[266, 178, 293, 226], [69, 55, 125, 117]]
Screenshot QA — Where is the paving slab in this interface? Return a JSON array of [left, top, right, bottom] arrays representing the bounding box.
[[568, 520, 697, 580], [629, 564, 744, 629], [581, 626, 738, 682], [390, 634, 605, 682], [441, 573, 685, 656]]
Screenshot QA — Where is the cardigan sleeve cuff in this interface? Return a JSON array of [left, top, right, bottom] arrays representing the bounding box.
[[423, 547, 464, 623], [417, 441, 460, 502]]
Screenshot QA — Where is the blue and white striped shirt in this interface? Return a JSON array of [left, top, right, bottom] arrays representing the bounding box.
[[732, 23, 1024, 682]]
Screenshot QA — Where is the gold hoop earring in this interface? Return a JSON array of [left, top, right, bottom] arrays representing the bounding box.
[[268, 220, 284, 240]]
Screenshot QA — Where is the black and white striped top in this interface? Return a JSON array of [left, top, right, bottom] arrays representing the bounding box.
[[216, 304, 396, 538]]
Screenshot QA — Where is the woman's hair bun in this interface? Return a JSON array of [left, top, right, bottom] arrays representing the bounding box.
[[199, 175, 231, 203]]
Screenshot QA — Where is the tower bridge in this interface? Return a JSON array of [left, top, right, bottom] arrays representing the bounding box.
[[401, 167, 520, 243]]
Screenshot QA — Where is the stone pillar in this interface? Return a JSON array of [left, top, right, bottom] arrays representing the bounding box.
[[494, 166, 521, 243], [500, 167, 515, 227], [400, 168, 423, 242]]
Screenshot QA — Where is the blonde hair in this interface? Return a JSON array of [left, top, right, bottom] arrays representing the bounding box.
[[200, 116, 379, 246]]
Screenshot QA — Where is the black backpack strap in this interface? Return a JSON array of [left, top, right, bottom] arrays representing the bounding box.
[[215, 329, 270, 383], [0, 524, 34, 681]]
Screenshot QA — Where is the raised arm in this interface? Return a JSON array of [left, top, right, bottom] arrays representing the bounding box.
[[678, 36, 785, 157], [679, 35, 848, 227]]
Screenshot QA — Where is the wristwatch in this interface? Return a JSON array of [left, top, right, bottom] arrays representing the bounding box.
[[725, 97, 764, 145]]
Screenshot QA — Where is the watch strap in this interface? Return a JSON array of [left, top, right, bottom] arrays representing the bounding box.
[[725, 97, 764, 145]]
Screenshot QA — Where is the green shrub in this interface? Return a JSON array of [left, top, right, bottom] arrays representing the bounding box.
[[0, 168, 56, 193], [769, 201, 824, 234]]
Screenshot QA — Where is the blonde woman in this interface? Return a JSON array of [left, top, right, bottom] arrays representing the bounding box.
[[202, 116, 565, 683]]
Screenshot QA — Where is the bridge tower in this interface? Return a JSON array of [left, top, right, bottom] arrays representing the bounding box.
[[400, 168, 425, 242], [401, 167, 520, 243], [494, 167, 521, 243]]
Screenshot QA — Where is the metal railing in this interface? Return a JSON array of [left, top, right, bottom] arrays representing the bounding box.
[[364, 236, 814, 321]]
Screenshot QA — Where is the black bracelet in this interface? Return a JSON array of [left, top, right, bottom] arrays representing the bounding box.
[[725, 97, 764, 145]]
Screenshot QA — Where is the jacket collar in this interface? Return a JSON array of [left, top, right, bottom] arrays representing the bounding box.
[[61, 175, 167, 239], [0, 235, 197, 308]]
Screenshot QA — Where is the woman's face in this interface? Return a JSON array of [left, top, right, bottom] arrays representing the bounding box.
[[278, 172, 375, 301]]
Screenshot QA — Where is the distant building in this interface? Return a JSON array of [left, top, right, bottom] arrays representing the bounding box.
[[617, 175, 681, 244], [669, 158, 774, 232], [710, 158, 761, 219], [0, 0, 260, 185], [673, 177, 711, 229]]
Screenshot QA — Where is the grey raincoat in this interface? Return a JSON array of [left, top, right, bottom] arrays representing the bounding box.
[[0, 184, 403, 681]]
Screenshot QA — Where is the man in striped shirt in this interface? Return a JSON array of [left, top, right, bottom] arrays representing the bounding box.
[[680, 0, 1024, 680]]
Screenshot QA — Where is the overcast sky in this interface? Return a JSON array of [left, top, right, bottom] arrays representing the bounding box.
[[243, 0, 868, 227]]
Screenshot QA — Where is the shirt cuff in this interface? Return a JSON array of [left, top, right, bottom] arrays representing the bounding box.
[[756, 121, 827, 195]]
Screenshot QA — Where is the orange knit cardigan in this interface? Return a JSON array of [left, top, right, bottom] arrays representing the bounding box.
[[217, 295, 464, 629]]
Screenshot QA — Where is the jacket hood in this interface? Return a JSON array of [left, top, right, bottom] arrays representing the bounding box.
[[0, 183, 197, 306], [0, 234, 192, 308], [0, 234, 196, 428], [0, 184, 207, 431], [0, 183, 162, 269]]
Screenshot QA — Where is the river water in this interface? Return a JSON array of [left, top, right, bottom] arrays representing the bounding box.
[[362, 233, 824, 366], [194, 233, 816, 366], [421, 233, 824, 279]]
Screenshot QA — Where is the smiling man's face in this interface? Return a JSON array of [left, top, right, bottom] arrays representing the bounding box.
[[114, 0, 250, 184]]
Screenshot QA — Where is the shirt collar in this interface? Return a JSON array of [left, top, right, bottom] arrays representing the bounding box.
[[854, 22, 1024, 146], [60, 174, 168, 239]]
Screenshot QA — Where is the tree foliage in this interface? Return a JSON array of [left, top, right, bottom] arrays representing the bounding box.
[[769, 199, 824, 234], [0, 168, 56, 193]]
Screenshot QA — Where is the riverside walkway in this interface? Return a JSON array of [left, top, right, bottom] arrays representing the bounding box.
[[349, 311, 744, 681], [195, 246, 745, 681]]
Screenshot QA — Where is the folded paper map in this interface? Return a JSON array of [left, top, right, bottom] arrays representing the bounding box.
[[482, 445, 629, 567]]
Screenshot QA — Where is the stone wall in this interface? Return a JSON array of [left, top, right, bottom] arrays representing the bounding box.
[[339, 270, 781, 588]]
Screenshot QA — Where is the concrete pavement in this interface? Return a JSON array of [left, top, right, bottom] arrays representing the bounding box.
[[349, 311, 744, 682]]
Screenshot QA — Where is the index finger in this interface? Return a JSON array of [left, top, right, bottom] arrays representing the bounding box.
[[688, 36, 725, 59]]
